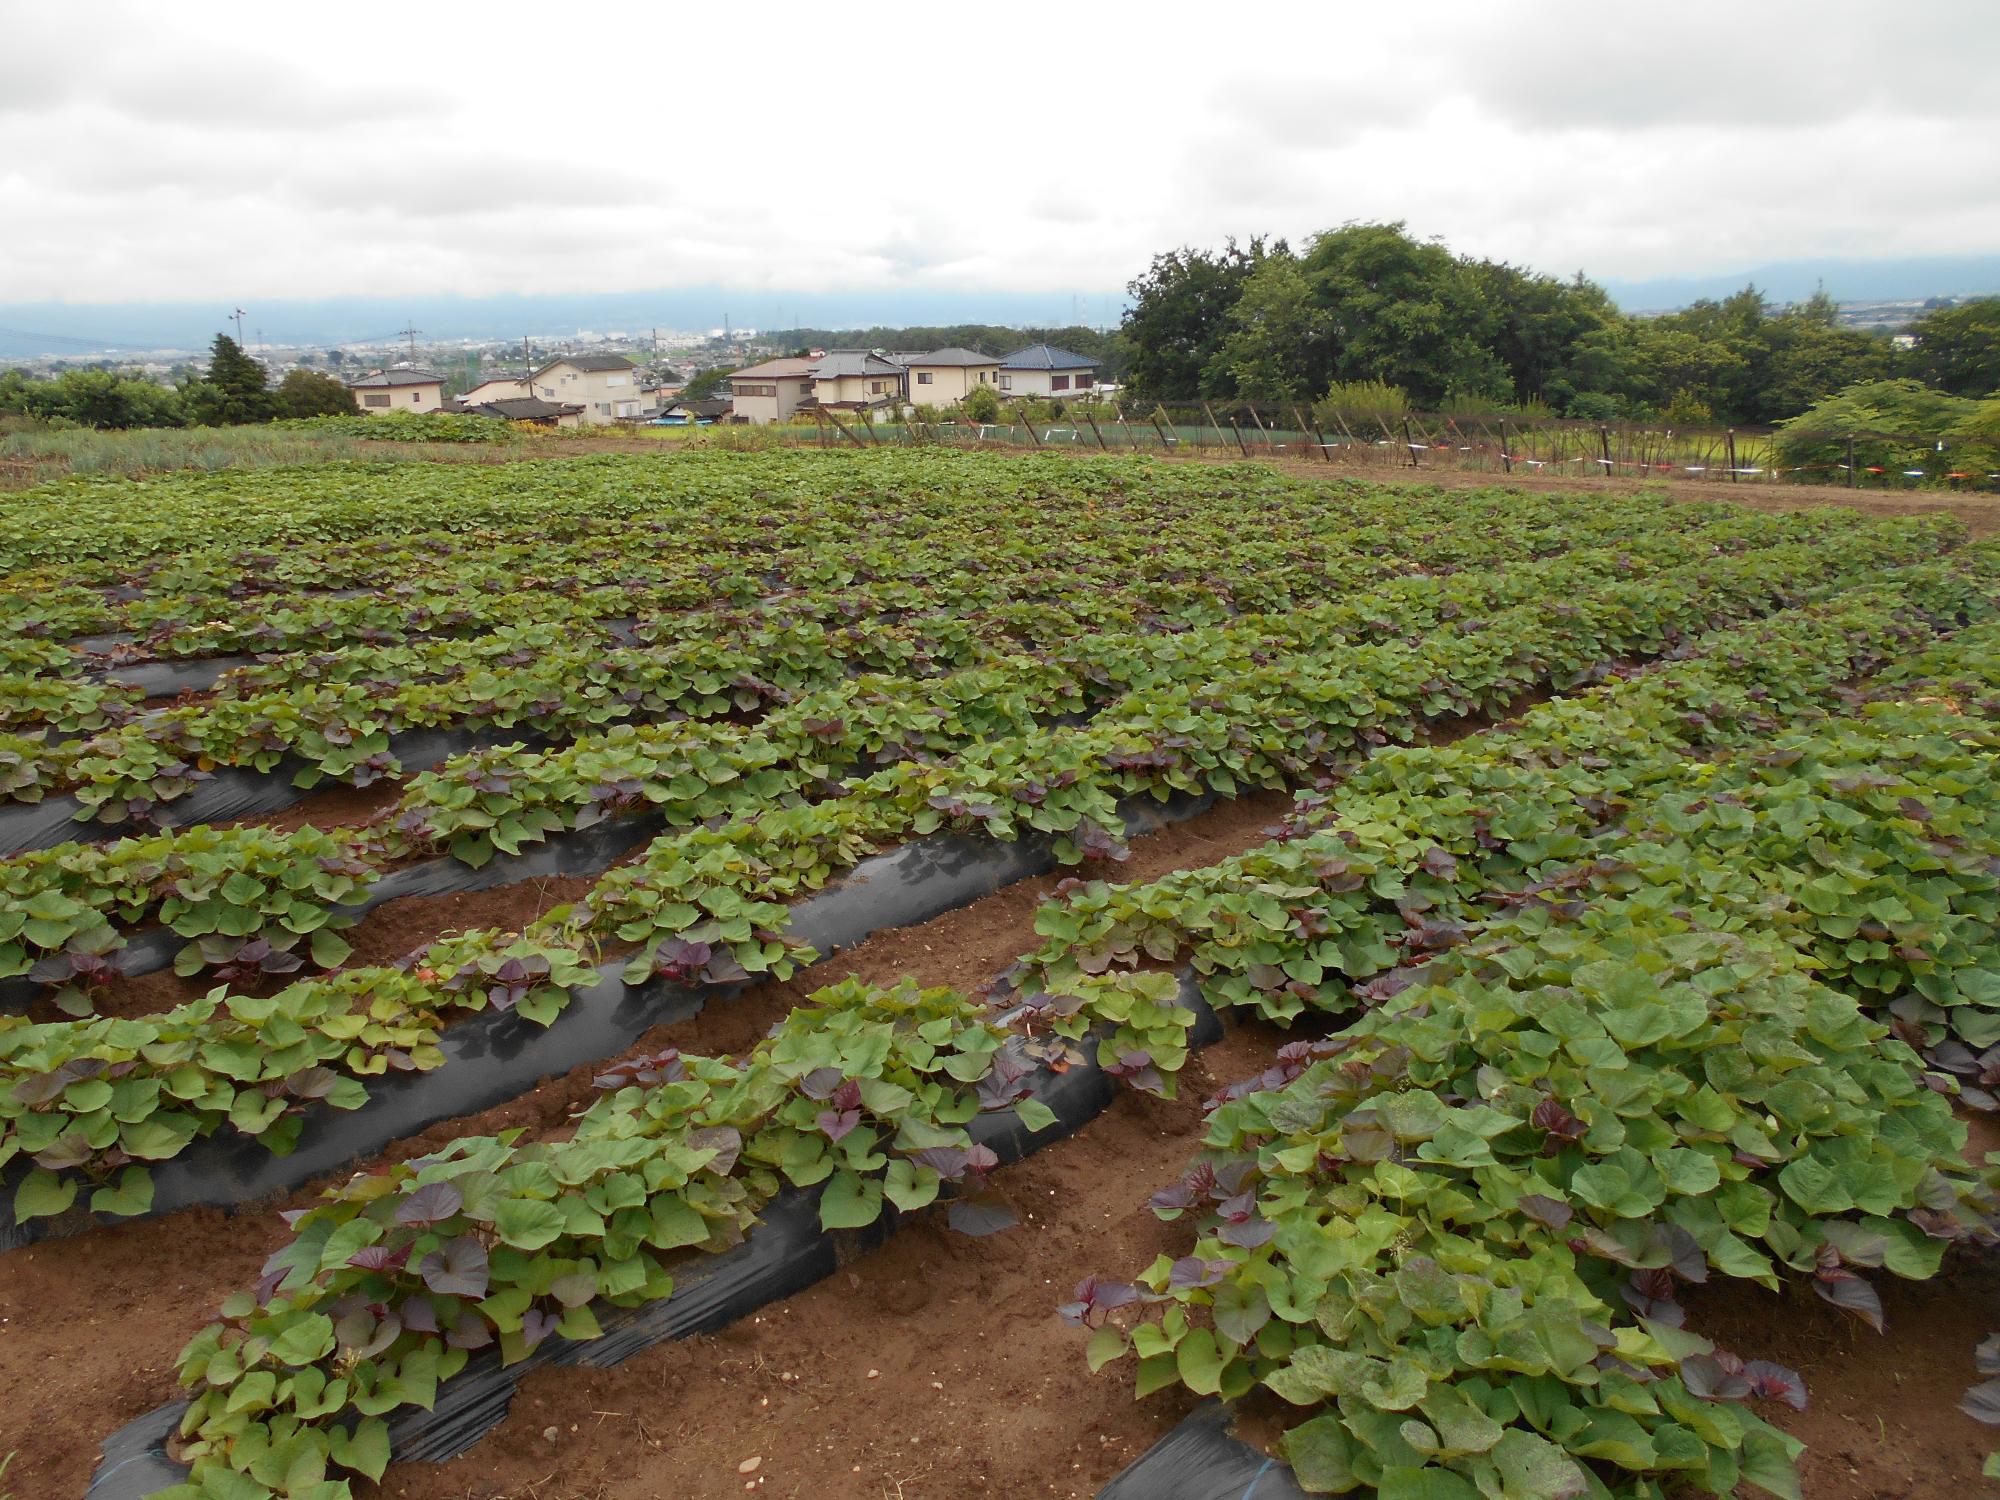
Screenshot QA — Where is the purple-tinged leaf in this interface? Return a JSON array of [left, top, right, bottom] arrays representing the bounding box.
[[418, 1234, 490, 1299], [335, 1307, 401, 1359], [286, 1066, 340, 1101], [1966, 1379, 2000, 1425], [518, 1306, 560, 1353], [1106, 1050, 1166, 1095], [947, 1192, 1018, 1237], [1219, 1216, 1278, 1249], [1167, 1257, 1229, 1291], [1812, 1270, 1885, 1332], [686, 1125, 742, 1175], [1666, 1225, 1710, 1284], [347, 1243, 414, 1275], [1419, 846, 1459, 877], [1681, 1352, 1751, 1402], [400, 1296, 440, 1334], [800, 1066, 844, 1100], [1518, 1194, 1574, 1232], [394, 1180, 463, 1228], [1742, 1360, 1808, 1411], [816, 1107, 861, 1143], [445, 1311, 493, 1350], [1058, 1276, 1141, 1327], [1532, 1097, 1586, 1144]]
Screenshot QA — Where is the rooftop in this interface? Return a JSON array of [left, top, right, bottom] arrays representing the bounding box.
[[467, 396, 583, 421], [347, 367, 445, 388], [998, 343, 1096, 372], [901, 347, 999, 368], [729, 356, 818, 380], [812, 349, 905, 379], [537, 353, 637, 373]]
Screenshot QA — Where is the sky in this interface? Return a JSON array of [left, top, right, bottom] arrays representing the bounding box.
[[4, 0, 1998, 318]]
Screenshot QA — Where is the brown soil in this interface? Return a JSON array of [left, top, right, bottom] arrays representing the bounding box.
[[375, 1019, 1289, 1500], [218, 774, 407, 836], [0, 791, 1292, 1500], [1691, 1260, 2000, 1500], [338, 876, 598, 969], [1141, 448, 2000, 539]]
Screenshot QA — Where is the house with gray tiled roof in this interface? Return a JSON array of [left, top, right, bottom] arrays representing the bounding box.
[[347, 365, 446, 414], [996, 344, 1098, 400], [895, 348, 1001, 405]]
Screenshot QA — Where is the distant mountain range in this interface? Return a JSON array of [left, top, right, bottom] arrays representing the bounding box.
[[0, 288, 1122, 361], [3, 255, 1997, 360], [1600, 254, 2000, 310]]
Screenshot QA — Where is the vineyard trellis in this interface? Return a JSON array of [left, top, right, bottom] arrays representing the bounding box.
[[802, 401, 1999, 491]]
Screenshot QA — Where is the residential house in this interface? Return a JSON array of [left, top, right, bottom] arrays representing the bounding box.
[[725, 356, 819, 424], [348, 366, 446, 413], [527, 353, 643, 424], [810, 350, 905, 411], [463, 396, 585, 429], [460, 373, 530, 405], [654, 396, 734, 425], [996, 344, 1098, 399], [641, 380, 687, 414], [897, 348, 1000, 406]]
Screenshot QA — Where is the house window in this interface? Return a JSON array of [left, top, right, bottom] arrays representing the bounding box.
[[411, 390, 423, 402], [869, 381, 883, 395], [363, 393, 389, 408], [1075, 372, 1094, 388], [799, 382, 812, 394], [595, 403, 609, 413], [1052, 375, 1070, 392], [735, 384, 778, 398], [917, 372, 933, 385]]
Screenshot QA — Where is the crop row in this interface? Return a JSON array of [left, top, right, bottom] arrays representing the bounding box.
[[0, 519, 1841, 1000], [0, 450, 1840, 612], [2, 549, 1979, 1230], [140, 583, 1998, 1500], [2, 497, 1837, 819], [1029, 622, 2000, 1496]]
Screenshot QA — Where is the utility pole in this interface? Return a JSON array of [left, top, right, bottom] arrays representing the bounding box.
[[398, 322, 421, 362], [231, 307, 247, 347]]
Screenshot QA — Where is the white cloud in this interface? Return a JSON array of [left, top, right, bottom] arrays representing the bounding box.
[[3, 0, 1996, 305]]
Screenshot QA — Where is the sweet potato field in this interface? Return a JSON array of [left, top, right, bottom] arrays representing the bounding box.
[[1, 448, 1998, 1500]]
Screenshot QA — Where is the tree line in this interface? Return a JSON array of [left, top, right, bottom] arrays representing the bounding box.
[[0, 334, 357, 430], [1117, 223, 2000, 426]]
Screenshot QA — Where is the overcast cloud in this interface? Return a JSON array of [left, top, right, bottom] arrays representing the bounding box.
[[4, 0, 1996, 306]]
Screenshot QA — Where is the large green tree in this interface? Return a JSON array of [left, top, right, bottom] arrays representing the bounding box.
[[272, 368, 358, 419], [185, 333, 273, 426], [1904, 298, 2000, 398], [1120, 238, 1280, 400], [0, 368, 185, 428]]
